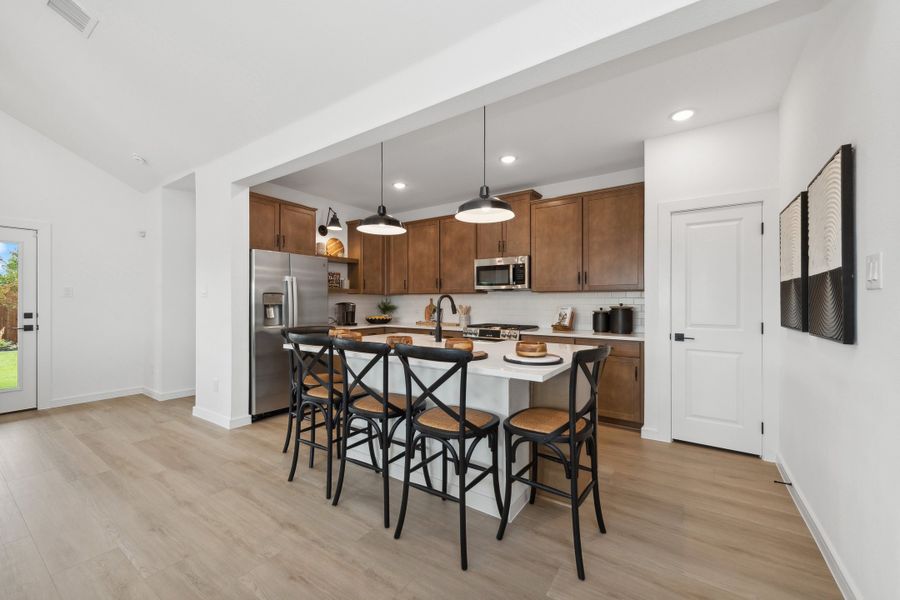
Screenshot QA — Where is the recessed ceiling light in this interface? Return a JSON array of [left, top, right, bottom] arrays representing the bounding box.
[[499, 155, 517, 164], [392, 182, 406, 190], [131, 153, 148, 165], [670, 109, 695, 122]]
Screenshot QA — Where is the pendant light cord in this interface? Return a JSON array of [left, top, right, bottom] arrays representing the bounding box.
[[482, 106, 487, 187], [380, 142, 385, 208]]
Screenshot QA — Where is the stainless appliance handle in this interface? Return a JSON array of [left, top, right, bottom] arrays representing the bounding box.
[[290, 276, 299, 326], [283, 276, 298, 328]]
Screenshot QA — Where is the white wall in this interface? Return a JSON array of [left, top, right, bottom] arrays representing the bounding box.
[[643, 112, 780, 455], [777, 0, 900, 597], [0, 108, 152, 406], [146, 185, 196, 399]]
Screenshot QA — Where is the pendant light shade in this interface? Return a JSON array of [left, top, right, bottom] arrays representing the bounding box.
[[357, 143, 406, 235], [326, 208, 342, 231], [456, 106, 514, 224]]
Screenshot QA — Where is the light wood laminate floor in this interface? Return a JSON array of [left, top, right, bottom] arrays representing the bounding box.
[[0, 395, 839, 599]]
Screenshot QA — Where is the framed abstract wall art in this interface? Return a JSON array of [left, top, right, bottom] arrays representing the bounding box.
[[780, 192, 808, 331], [807, 144, 855, 344]]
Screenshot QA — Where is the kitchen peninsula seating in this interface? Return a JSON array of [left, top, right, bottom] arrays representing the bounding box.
[[496, 345, 611, 580], [331, 337, 420, 528], [392, 344, 503, 571], [286, 331, 364, 498]]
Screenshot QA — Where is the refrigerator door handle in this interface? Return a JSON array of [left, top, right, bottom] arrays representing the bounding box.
[[291, 276, 299, 327]]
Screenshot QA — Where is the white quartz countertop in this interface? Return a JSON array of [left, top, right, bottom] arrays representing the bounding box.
[[342, 322, 644, 343], [284, 333, 594, 383]]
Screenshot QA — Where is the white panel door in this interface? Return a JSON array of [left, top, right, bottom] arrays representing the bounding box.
[[0, 227, 38, 414], [671, 204, 762, 455]]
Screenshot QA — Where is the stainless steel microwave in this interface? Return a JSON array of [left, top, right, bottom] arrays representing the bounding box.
[[474, 256, 530, 291]]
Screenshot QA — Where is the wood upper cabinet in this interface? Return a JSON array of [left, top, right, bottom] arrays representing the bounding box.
[[407, 220, 440, 294], [249, 192, 317, 255], [387, 232, 408, 295], [439, 217, 476, 293], [347, 220, 384, 295], [249, 193, 281, 251], [582, 183, 644, 291], [476, 189, 540, 258], [530, 196, 583, 291], [279, 203, 317, 255]]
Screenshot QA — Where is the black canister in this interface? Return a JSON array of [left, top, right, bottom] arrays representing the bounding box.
[[592, 310, 610, 333], [608, 303, 634, 334]]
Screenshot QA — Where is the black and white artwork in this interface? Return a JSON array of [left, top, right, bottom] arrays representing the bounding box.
[[780, 192, 807, 331], [807, 144, 855, 344]]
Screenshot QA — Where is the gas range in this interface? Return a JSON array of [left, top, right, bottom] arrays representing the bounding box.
[[462, 323, 538, 341]]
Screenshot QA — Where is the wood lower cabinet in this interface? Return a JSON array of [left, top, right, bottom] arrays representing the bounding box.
[[407, 220, 440, 294], [575, 338, 643, 429], [387, 233, 408, 295], [249, 192, 317, 254], [476, 189, 539, 258], [582, 183, 644, 291], [530, 197, 583, 291], [347, 220, 385, 294], [279, 203, 317, 255], [439, 217, 476, 293], [249, 193, 281, 251]]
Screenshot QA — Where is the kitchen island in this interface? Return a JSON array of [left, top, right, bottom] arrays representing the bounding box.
[[285, 333, 594, 521]]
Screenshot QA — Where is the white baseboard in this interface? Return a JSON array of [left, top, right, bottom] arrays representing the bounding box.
[[143, 387, 195, 401], [776, 456, 859, 599], [640, 425, 667, 442], [42, 387, 145, 409], [41, 386, 195, 409], [191, 405, 252, 430]]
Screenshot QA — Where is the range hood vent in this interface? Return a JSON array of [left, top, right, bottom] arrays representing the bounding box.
[[47, 0, 99, 38]]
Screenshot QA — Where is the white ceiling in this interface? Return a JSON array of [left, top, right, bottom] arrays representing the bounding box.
[[0, 0, 550, 191], [272, 12, 814, 213]]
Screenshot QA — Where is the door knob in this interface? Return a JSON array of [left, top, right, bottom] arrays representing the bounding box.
[[673, 333, 695, 342]]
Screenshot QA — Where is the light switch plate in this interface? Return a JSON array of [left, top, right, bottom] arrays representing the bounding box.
[[865, 252, 883, 290]]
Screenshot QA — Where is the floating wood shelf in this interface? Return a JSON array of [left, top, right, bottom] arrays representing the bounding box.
[[322, 255, 358, 264]]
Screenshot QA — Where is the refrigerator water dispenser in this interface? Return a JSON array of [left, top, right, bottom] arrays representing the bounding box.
[[262, 292, 284, 326]]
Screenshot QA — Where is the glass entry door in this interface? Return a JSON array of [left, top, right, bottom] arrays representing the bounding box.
[[0, 226, 37, 414]]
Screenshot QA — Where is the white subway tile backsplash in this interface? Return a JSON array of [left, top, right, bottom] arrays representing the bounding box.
[[333, 291, 645, 333]]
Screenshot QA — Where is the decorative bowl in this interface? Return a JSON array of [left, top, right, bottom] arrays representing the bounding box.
[[366, 315, 393, 324], [445, 337, 474, 352], [516, 341, 547, 357]]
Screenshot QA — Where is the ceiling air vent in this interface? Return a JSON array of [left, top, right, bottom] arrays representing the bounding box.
[[46, 0, 99, 38]]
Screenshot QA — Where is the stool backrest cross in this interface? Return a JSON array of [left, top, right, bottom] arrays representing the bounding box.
[[562, 345, 611, 440], [286, 332, 336, 394], [393, 344, 483, 436], [333, 337, 392, 414]]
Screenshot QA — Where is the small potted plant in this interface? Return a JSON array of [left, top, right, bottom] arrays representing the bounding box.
[[367, 297, 398, 324]]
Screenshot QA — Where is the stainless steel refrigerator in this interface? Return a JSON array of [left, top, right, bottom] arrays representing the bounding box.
[[250, 250, 328, 418]]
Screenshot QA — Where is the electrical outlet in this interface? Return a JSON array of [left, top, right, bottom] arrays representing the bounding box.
[[866, 252, 884, 290], [62, 286, 74, 298]]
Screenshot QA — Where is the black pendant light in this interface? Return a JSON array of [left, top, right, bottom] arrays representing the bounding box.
[[455, 106, 514, 224], [357, 143, 406, 235]]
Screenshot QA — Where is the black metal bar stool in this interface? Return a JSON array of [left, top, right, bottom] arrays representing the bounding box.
[[282, 326, 333, 455], [331, 337, 423, 528], [392, 343, 503, 571], [496, 345, 611, 580], [286, 331, 361, 499]]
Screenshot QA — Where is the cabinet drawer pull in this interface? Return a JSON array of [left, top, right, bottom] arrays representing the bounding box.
[[634, 365, 638, 381], [577, 271, 581, 285], [584, 271, 587, 285]]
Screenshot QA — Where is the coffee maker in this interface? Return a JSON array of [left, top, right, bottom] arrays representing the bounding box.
[[335, 302, 356, 326]]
